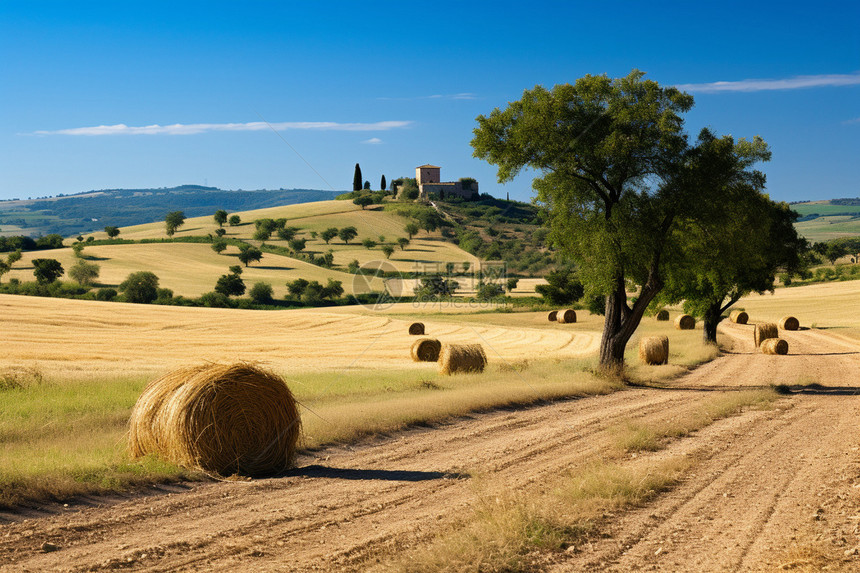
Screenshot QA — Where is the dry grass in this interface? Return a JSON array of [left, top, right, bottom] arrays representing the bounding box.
[[611, 389, 779, 453], [385, 457, 691, 573]]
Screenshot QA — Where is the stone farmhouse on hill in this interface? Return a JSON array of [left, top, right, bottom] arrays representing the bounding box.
[[415, 165, 479, 200]]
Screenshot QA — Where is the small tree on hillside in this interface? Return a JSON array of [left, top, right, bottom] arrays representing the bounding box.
[[214, 209, 228, 227], [353, 163, 363, 191], [72, 242, 85, 258], [321, 227, 339, 244], [353, 195, 373, 210], [237, 245, 263, 267], [362, 238, 377, 249], [397, 237, 409, 250], [32, 258, 64, 284], [211, 238, 227, 254], [249, 282, 274, 304], [6, 250, 22, 266], [404, 222, 419, 239], [289, 238, 307, 253], [0, 260, 9, 283], [215, 271, 246, 297], [535, 268, 585, 306], [120, 271, 159, 303], [214, 228, 226, 237], [228, 214, 241, 226], [381, 245, 395, 259], [104, 226, 120, 238], [277, 226, 298, 242], [338, 226, 358, 244], [69, 259, 100, 286], [165, 211, 186, 236], [380, 174, 387, 192], [363, 180, 371, 190]]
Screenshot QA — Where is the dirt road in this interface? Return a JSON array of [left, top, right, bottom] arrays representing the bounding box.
[[2, 323, 859, 572]]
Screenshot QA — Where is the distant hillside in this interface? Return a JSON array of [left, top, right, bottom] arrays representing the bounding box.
[[791, 198, 860, 243], [0, 185, 341, 237]]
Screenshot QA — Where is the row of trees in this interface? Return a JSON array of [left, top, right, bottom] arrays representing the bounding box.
[[352, 163, 387, 192]]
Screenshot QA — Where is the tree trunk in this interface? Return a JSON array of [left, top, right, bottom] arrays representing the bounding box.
[[598, 275, 661, 373], [702, 302, 722, 344]]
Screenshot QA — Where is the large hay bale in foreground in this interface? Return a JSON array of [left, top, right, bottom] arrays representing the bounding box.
[[778, 316, 800, 331], [129, 363, 301, 477], [760, 338, 789, 355], [438, 344, 487, 375], [408, 322, 425, 335], [639, 335, 669, 365], [547, 310, 558, 322], [754, 323, 779, 349], [557, 309, 577, 324], [675, 314, 695, 330], [411, 338, 442, 362], [729, 310, 749, 324], [655, 310, 670, 321]]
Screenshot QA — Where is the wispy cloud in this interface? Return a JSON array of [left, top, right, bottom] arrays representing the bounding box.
[[844, 117, 860, 125], [31, 120, 413, 136], [361, 137, 383, 144], [377, 93, 478, 101], [676, 72, 860, 93]]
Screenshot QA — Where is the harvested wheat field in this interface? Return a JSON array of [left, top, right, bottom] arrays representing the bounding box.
[[0, 294, 598, 380]]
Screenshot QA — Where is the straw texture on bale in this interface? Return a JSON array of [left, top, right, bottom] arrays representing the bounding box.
[[639, 335, 669, 365], [761, 338, 789, 355], [655, 310, 670, 321], [128, 363, 301, 477], [408, 322, 425, 335], [675, 314, 695, 330], [754, 323, 779, 349], [438, 344, 487, 375], [547, 310, 558, 322], [729, 310, 749, 324], [778, 316, 800, 331], [557, 309, 577, 324], [411, 338, 442, 362]]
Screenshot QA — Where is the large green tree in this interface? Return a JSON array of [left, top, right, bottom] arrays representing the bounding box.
[[472, 70, 770, 370], [213, 209, 228, 227], [657, 190, 805, 343], [32, 258, 64, 284], [120, 271, 159, 303]]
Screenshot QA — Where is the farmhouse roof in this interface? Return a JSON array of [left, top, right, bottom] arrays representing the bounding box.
[[417, 164, 441, 168]]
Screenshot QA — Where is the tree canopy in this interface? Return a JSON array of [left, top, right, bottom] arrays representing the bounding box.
[[165, 211, 186, 236], [120, 271, 159, 303], [353, 163, 363, 192], [472, 70, 772, 369]]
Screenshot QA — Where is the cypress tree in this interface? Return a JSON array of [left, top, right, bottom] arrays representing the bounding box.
[[380, 174, 387, 191], [353, 163, 362, 191]]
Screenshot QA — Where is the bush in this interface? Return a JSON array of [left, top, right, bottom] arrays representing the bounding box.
[[199, 291, 232, 308], [215, 273, 246, 296], [535, 268, 584, 305], [95, 287, 118, 301], [119, 271, 160, 304], [249, 282, 274, 304], [476, 282, 505, 300], [68, 259, 100, 286]]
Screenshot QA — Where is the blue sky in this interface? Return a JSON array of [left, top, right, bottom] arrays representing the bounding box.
[[1, 1, 857, 203]]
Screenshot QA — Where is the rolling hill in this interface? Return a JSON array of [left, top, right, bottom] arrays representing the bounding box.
[[791, 198, 860, 242]]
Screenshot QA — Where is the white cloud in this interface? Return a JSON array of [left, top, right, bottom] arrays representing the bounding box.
[[844, 117, 860, 125], [676, 72, 860, 93], [361, 137, 383, 144], [32, 120, 413, 136], [377, 93, 478, 101]]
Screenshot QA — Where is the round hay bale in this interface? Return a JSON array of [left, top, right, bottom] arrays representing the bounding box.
[[655, 310, 670, 321], [557, 309, 577, 324], [408, 322, 425, 335], [778, 316, 799, 331], [128, 363, 301, 477], [754, 322, 779, 349], [438, 344, 487, 375], [639, 335, 669, 365], [411, 338, 442, 362], [760, 338, 789, 355], [674, 314, 695, 330], [547, 310, 558, 322], [729, 310, 749, 324]]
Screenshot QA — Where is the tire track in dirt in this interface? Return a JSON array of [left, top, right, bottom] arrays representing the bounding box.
[[2, 388, 719, 572], [552, 323, 860, 572]]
